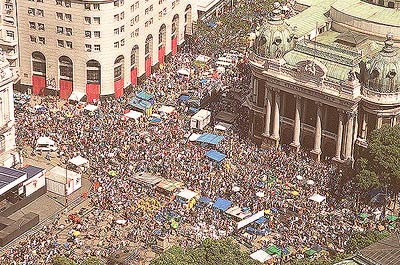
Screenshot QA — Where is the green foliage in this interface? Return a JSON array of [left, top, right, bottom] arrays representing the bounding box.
[[52, 255, 77, 265], [151, 238, 260, 265], [355, 125, 400, 194], [346, 230, 389, 253], [81, 256, 103, 265]]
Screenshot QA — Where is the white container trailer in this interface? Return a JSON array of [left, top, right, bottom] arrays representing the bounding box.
[[190, 109, 211, 130]]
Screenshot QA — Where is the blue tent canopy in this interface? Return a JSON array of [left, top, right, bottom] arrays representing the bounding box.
[[206, 150, 226, 163], [255, 216, 267, 225], [196, 133, 224, 145], [178, 95, 190, 102], [213, 198, 232, 211], [137, 91, 154, 101], [198, 196, 212, 204], [150, 117, 161, 123], [128, 97, 153, 112], [208, 22, 217, 28]]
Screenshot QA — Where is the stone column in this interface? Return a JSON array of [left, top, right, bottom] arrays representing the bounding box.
[[360, 111, 367, 139], [377, 115, 383, 129], [263, 90, 272, 137], [334, 111, 344, 160], [311, 103, 322, 161], [344, 111, 355, 160], [272, 90, 280, 140], [290, 95, 301, 152]]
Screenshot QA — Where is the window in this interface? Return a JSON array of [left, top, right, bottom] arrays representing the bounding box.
[[93, 3, 100, 10], [120, 25, 125, 32], [28, 8, 35, 16], [65, 14, 72, 21], [135, 28, 139, 36], [38, 23, 45, 31], [56, 0, 62, 5], [94, 31, 100, 38], [120, 12, 124, 19], [135, 15, 139, 22], [130, 4, 134, 12], [172, 1, 175, 9], [94, 44, 100, 51], [66, 28, 72, 36], [30, 35, 37, 43], [29, 21, 36, 29], [38, 37, 45, 44], [6, 31, 14, 39], [114, 14, 119, 22], [134, 1, 139, 8], [114, 28, 119, 35], [159, 11, 162, 18], [57, 26, 64, 34], [84, 3, 90, 10], [131, 31, 134, 38], [85, 17, 91, 24], [130, 19, 134, 26], [36, 9, 44, 17], [121, 39, 125, 46], [66, 41, 72, 48], [120, 0, 124, 5], [85, 31, 91, 38], [114, 0, 119, 7], [37, 0, 43, 2], [93, 17, 100, 24], [57, 40, 64, 47], [114, 42, 119, 48], [56, 12, 63, 20], [65, 0, 71, 7], [85, 44, 92, 52]]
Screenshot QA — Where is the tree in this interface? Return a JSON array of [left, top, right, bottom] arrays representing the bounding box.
[[150, 238, 260, 265], [52, 256, 77, 265], [81, 256, 103, 265], [355, 125, 400, 207]]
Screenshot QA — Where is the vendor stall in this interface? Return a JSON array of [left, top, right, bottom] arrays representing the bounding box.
[[190, 109, 211, 130], [46, 166, 81, 196]]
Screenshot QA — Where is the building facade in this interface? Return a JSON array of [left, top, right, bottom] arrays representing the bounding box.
[[17, 0, 196, 101], [0, 0, 19, 80], [247, 0, 400, 162], [0, 50, 20, 167]]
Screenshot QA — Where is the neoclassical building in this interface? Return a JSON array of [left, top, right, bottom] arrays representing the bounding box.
[[247, 0, 400, 162], [17, 0, 196, 102]]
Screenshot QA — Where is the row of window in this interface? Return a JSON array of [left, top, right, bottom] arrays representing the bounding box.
[[28, 8, 44, 17], [55, 0, 71, 7], [85, 31, 101, 38], [56, 12, 72, 21], [114, 26, 125, 35], [114, 12, 125, 22], [30, 35, 45, 44], [56, 26, 72, 35], [84, 3, 100, 10], [84, 17, 101, 24], [145, 18, 153, 28], [57, 39, 73, 49], [145, 5, 153, 15], [85, 44, 101, 52], [29, 21, 45, 30]]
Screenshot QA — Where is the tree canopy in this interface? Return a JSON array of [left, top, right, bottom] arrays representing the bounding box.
[[150, 238, 260, 265], [355, 125, 400, 194]]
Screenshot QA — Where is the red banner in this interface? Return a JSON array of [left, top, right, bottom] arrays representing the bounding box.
[[86, 83, 100, 103], [171, 37, 178, 56], [114, 78, 124, 98], [145, 57, 152, 77], [32, 75, 46, 96], [158, 47, 165, 65], [130, 68, 138, 86], [59, 79, 73, 99]]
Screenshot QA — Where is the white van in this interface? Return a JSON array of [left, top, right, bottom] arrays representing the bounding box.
[[36, 137, 57, 151]]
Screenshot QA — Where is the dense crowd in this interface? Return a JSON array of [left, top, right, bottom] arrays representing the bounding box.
[[1, 2, 396, 264]]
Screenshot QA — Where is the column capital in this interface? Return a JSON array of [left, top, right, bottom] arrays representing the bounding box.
[[315, 101, 323, 108], [346, 111, 357, 119]]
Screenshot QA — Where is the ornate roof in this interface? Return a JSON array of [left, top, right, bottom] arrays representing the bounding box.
[[253, 6, 295, 59], [366, 34, 400, 93]]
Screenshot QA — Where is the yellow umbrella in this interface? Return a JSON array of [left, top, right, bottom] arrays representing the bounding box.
[[291, 191, 299, 196], [264, 209, 271, 214], [73, 231, 80, 237]]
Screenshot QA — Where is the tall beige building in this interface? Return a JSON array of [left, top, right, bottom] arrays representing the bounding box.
[[17, 0, 196, 102], [248, 0, 400, 162]]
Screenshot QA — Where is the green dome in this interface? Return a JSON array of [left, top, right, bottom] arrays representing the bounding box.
[[367, 34, 400, 93], [254, 8, 295, 59]]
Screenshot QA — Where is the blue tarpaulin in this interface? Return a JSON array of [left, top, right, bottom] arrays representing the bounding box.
[[178, 95, 190, 102], [196, 133, 224, 145], [137, 91, 154, 102], [128, 97, 153, 113], [198, 196, 212, 204], [150, 117, 161, 123], [213, 198, 232, 211], [208, 22, 217, 28], [206, 150, 226, 163], [255, 217, 267, 225]]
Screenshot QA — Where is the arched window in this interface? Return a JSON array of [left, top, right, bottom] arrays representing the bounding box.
[[86, 60, 101, 84]]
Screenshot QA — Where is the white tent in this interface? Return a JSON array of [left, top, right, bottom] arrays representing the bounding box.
[[158, 105, 176, 114], [177, 68, 190, 76], [308, 193, 326, 203], [68, 91, 85, 102], [189, 133, 202, 142], [84, 104, 98, 112], [68, 155, 89, 167], [47, 166, 82, 196], [124, 110, 142, 120], [250, 250, 273, 263], [195, 54, 211, 63], [177, 189, 198, 201]]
